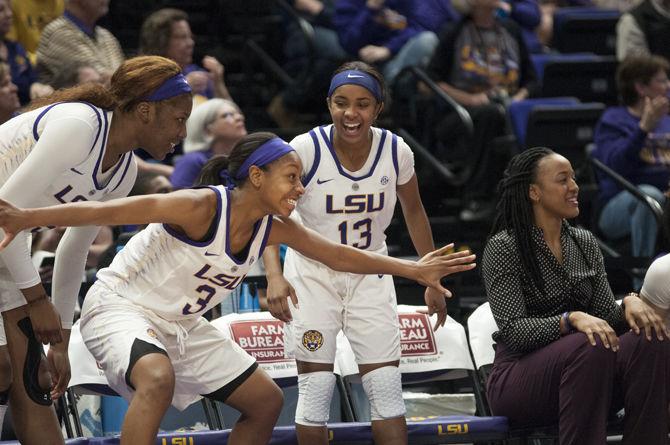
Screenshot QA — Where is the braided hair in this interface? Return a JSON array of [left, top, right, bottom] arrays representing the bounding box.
[[490, 147, 555, 291]]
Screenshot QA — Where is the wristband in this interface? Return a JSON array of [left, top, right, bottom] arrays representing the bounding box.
[[561, 311, 573, 334]]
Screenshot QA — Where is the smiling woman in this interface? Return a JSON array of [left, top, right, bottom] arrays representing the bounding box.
[[0, 54, 191, 445], [482, 147, 670, 445], [0, 131, 475, 445], [262, 61, 464, 445]]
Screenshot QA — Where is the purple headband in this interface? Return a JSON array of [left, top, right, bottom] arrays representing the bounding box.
[[327, 70, 382, 101], [144, 73, 192, 102], [235, 137, 295, 180]]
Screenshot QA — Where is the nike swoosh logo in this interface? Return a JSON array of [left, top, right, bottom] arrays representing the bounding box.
[[204, 251, 219, 257], [70, 167, 84, 175], [316, 178, 333, 184], [347, 74, 365, 78], [378, 274, 384, 279]]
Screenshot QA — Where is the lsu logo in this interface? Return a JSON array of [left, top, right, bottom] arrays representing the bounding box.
[[302, 330, 324, 352], [146, 328, 158, 339]]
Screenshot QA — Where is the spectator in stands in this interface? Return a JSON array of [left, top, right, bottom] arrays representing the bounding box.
[[171, 98, 248, 189], [139, 8, 232, 105], [36, 0, 124, 86], [455, 0, 543, 53], [0, 62, 19, 124], [333, 0, 439, 85], [50, 61, 102, 90], [427, 0, 536, 221], [267, 0, 349, 129], [592, 55, 669, 272], [0, 0, 52, 105], [616, 0, 670, 61], [6, 0, 63, 65], [483, 146, 670, 445]]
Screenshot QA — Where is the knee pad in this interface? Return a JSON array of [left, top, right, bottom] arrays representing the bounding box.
[[17, 317, 52, 406], [361, 366, 405, 420], [295, 371, 335, 427]]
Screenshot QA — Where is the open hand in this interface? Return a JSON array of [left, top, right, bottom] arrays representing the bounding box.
[[415, 244, 476, 296]]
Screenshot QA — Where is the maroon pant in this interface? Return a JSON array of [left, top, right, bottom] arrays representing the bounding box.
[[487, 331, 669, 445]]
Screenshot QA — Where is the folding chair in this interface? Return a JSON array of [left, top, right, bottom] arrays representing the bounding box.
[[552, 8, 620, 55], [209, 312, 354, 428], [467, 303, 562, 444], [335, 304, 508, 444]]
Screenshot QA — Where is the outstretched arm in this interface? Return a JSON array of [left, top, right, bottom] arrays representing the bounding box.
[[267, 216, 476, 294], [0, 188, 218, 248]]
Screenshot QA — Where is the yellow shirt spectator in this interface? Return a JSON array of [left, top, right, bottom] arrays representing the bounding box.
[[7, 0, 64, 64]]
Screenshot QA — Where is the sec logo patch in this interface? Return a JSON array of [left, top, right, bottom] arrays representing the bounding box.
[[146, 328, 158, 339], [302, 330, 323, 352]]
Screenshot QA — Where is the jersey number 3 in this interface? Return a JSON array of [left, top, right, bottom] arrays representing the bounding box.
[[338, 218, 372, 249]]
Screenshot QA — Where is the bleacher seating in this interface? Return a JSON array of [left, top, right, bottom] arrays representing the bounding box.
[[552, 8, 620, 55], [532, 53, 618, 105]]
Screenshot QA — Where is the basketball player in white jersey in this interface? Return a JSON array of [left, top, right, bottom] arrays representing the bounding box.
[[0, 132, 476, 445], [0, 55, 192, 443], [263, 61, 449, 445]]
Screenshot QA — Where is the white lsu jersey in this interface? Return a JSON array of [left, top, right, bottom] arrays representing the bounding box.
[[290, 124, 414, 252], [0, 102, 136, 217], [95, 186, 273, 321]]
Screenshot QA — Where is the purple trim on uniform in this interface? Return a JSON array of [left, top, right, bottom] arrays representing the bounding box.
[[319, 125, 386, 181], [110, 153, 134, 193], [32, 103, 61, 141], [223, 187, 263, 265], [257, 215, 274, 258], [33, 103, 104, 161], [301, 129, 322, 186], [162, 186, 222, 247], [391, 133, 399, 179], [92, 110, 126, 191]]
